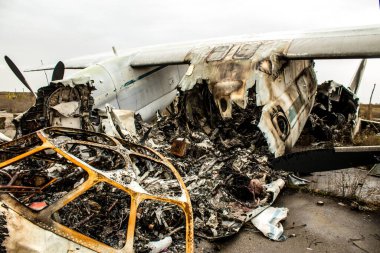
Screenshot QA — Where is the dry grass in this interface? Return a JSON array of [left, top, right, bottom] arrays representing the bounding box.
[[359, 104, 380, 121], [305, 168, 380, 208]]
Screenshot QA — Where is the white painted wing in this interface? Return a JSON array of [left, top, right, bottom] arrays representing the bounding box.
[[285, 26, 380, 59], [131, 25, 380, 66], [24, 25, 380, 71], [24, 52, 114, 72]]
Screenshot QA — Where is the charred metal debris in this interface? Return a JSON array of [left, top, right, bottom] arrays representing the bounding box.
[[13, 82, 95, 137], [0, 78, 292, 252], [296, 80, 360, 147], [0, 128, 193, 252], [135, 84, 287, 240], [1, 51, 376, 252]]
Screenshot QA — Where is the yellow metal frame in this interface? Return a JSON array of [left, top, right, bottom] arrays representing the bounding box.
[[0, 127, 194, 253]]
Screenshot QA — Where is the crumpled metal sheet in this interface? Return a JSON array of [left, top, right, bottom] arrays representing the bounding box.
[[251, 207, 289, 241], [178, 41, 316, 157], [51, 101, 80, 117], [296, 79, 360, 147], [0, 205, 96, 253], [101, 104, 137, 140]]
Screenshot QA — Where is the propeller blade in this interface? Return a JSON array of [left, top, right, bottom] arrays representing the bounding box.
[[51, 61, 65, 81], [4, 56, 36, 97]]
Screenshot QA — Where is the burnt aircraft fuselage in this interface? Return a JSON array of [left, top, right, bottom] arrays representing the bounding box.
[[20, 42, 317, 157]]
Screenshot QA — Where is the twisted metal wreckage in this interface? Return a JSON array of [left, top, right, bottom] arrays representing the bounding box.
[[0, 69, 289, 253], [0, 127, 193, 253], [1, 26, 380, 252]]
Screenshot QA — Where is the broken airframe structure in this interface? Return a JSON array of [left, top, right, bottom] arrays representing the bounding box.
[[140, 40, 318, 158], [0, 127, 193, 252], [0, 41, 311, 252]]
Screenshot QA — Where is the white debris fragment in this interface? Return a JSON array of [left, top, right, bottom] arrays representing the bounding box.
[[244, 178, 288, 241], [147, 236, 173, 253], [51, 101, 79, 117], [1, 205, 96, 253], [126, 181, 149, 194], [0, 132, 12, 142], [251, 207, 289, 241], [265, 178, 285, 203]]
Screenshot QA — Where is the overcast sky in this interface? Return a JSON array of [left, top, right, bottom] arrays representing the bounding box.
[[0, 0, 379, 103]]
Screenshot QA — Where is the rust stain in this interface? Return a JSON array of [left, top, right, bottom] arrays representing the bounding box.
[[170, 138, 188, 157]]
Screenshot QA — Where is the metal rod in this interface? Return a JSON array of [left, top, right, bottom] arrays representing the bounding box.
[[367, 83, 377, 120]]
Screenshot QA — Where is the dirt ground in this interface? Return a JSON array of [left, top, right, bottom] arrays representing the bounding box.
[[197, 190, 380, 253]]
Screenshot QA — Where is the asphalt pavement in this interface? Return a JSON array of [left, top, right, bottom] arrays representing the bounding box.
[[197, 190, 380, 253]]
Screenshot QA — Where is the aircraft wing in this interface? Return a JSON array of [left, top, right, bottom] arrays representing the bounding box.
[[23, 25, 380, 71], [285, 26, 380, 59], [130, 25, 380, 67], [24, 52, 114, 72]]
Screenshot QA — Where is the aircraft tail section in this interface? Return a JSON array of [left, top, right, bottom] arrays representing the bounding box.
[[349, 59, 367, 94]]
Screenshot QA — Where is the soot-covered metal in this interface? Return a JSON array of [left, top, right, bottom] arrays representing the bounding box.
[[0, 127, 193, 253]]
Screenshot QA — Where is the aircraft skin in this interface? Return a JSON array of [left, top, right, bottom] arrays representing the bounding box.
[[69, 60, 188, 121], [24, 25, 380, 157]]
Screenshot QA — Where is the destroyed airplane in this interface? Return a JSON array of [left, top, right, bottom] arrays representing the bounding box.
[[7, 26, 380, 156], [1, 25, 380, 252]]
